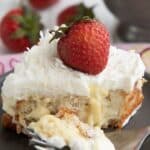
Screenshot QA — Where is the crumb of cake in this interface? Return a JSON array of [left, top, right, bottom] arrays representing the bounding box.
[[56, 106, 78, 118]]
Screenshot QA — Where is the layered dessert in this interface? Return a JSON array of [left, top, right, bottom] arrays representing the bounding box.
[[2, 27, 145, 129], [1, 19, 145, 149]]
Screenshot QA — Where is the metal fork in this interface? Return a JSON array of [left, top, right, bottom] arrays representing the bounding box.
[[24, 128, 70, 150], [24, 126, 150, 150]]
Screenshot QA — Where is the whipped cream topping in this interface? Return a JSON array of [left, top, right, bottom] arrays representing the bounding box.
[[29, 113, 115, 150], [2, 30, 145, 115]]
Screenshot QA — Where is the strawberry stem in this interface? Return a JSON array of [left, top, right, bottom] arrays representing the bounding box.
[[49, 16, 93, 43], [12, 7, 43, 45], [49, 26, 68, 42], [65, 3, 95, 26]]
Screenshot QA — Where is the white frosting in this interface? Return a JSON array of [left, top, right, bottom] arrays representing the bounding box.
[[2, 31, 145, 115]]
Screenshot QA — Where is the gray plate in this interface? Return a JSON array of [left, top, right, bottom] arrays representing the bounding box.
[[0, 72, 149, 150]]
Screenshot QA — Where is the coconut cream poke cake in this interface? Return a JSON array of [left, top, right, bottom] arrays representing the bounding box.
[[1, 19, 145, 150]]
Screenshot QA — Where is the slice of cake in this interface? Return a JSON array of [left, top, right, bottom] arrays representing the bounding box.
[[1, 19, 145, 131]]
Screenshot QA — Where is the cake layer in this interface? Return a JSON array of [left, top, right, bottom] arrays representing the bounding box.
[[12, 79, 143, 129], [2, 31, 145, 116]]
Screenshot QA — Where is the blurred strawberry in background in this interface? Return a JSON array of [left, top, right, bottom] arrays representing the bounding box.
[[57, 3, 95, 25], [29, 0, 59, 10], [0, 7, 43, 53], [0, 0, 114, 54]]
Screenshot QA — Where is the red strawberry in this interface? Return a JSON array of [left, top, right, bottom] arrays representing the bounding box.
[[29, 0, 59, 10], [0, 7, 43, 53], [57, 3, 95, 25], [56, 19, 110, 75]]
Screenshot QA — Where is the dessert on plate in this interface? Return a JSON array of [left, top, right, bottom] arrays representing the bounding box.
[[1, 19, 145, 150]]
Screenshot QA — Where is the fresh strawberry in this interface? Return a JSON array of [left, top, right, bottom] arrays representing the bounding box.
[[57, 3, 95, 25], [0, 7, 43, 53], [54, 19, 110, 75], [29, 0, 59, 10]]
